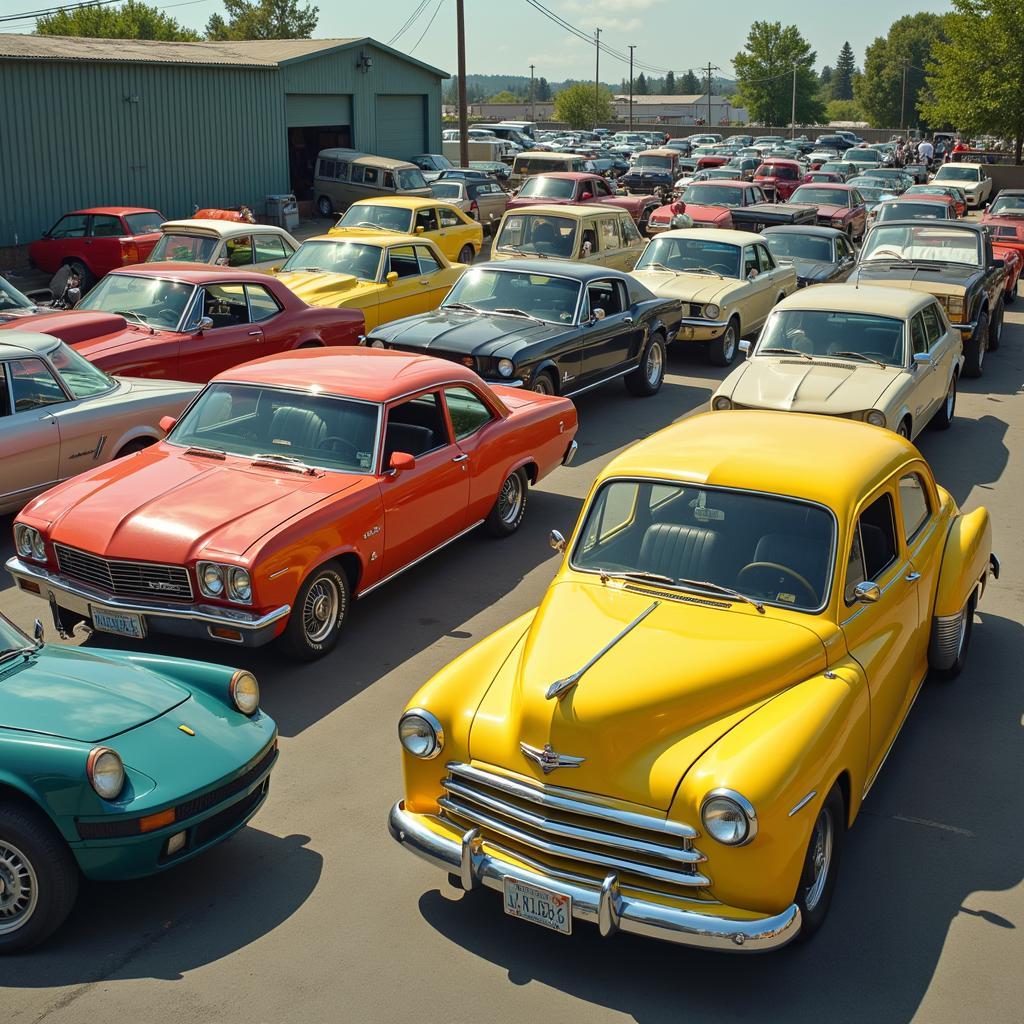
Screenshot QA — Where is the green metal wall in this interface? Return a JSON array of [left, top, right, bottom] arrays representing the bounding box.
[[0, 59, 290, 247]]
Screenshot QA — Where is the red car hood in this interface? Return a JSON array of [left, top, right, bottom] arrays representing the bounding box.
[[808, 203, 848, 218], [684, 203, 733, 224], [2, 310, 130, 344], [28, 446, 362, 562]]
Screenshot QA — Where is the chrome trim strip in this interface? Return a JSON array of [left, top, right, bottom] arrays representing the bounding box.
[[483, 377, 524, 387], [388, 803, 801, 952], [563, 365, 635, 398], [839, 558, 912, 627], [677, 317, 729, 329], [787, 790, 818, 817], [562, 438, 578, 466]]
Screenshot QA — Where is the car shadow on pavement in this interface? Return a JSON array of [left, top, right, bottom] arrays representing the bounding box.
[[0, 830, 321, 985], [412, 611, 1022, 1024], [916, 413, 1009, 506]]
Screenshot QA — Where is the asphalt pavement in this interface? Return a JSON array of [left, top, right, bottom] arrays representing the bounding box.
[[0, 300, 1021, 1024]]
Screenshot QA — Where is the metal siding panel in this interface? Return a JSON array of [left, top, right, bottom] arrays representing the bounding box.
[[286, 93, 352, 127], [375, 95, 426, 158]]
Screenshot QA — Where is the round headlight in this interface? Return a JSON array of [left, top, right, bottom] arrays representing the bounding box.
[[30, 531, 45, 560], [201, 563, 224, 595], [701, 790, 756, 846], [712, 395, 733, 411], [704, 303, 721, 319], [866, 409, 887, 427], [369, 339, 386, 349], [497, 358, 515, 378], [14, 525, 33, 558], [228, 567, 252, 602], [229, 670, 260, 715], [87, 747, 125, 800], [398, 709, 444, 759]]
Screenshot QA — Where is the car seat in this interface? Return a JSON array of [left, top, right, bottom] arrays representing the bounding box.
[[751, 534, 826, 601], [637, 523, 720, 581], [268, 405, 327, 450], [383, 422, 436, 462]]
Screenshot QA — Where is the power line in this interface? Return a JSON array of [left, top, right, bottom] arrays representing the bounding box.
[[388, 0, 432, 46], [408, 0, 444, 54], [0, 0, 123, 24]]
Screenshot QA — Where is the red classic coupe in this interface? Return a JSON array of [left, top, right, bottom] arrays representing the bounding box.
[[752, 159, 804, 201], [7, 349, 579, 660], [786, 183, 868, 240], [505, 172, 660, 230], [0, 265, 364, 381], [28, 207, 165, 288]]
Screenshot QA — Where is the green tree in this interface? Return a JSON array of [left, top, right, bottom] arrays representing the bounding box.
[[206, 0, 318, 40], [536, 76, 551, 101], [680, 70, 700, 94], [818, 64, 834, 101], [855, 13, 946, 128], [825, 98, 865, 122], [923, 0, 1024, 163], [664, 70, 676, 95], [635, 73, 649, 95], [36, 0, 199, 39], [833, 41, 856, 100], [553, 83, 614, 128], [733, 21, 824, 126], [486, 90, 522, 103]]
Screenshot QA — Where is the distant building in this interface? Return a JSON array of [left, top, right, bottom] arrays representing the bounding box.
[[612, 94, 746, 125]]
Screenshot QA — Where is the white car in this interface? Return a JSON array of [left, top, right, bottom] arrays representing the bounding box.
[[931, 163, 993, 209], [147, 220, 298, 273]]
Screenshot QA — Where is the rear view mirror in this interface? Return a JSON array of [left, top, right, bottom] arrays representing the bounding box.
[[386, 271, 399, 285], [739, 339, 751, 355], [159, 415, 176, 434], [913, 351, 931, 366], [388, 451, 416, 475], [196, 316, 213, 334]]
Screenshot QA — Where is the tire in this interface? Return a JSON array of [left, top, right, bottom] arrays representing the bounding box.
[[277, 561, 350, 661], [962, 309, 987, 379], [625, 331, 666, 396], [484, 467, 528, 538], [707, 318, 739, 367], [114, 438, 154, 459], [457, 245, 475, 266], [794, 784, 844, 943], [988, 298, 1003, 352], [929, 374, 956, 431], [932, 592, 976, 681], [316, 195, 333, 219], [0, 804, 79, 953], [529, 369, 557, 395], [67, 259, 94, 292], [897, 417, 912, 439]]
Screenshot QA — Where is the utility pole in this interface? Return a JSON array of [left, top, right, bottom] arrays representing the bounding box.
[[703, 62, 719, 128], [530, 63, 535, 122], [456, 0, 468, 168], [791, 64, 797, 139], [628, 45, 635, 130], [900, 59, 908, 135], [594, 27, 602, 130]]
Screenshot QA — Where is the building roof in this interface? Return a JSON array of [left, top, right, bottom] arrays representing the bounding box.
[[0, 33, 447, 77]]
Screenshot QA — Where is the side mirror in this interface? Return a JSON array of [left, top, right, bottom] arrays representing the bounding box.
[[913, 351, 931, 367], [195, 315, 214, 334], [415, 225, 425, 234], [159, 415, 177, 434], [549, 529, 566, 553], [386, 271, 399, 286], [388, 451, 416, 475], [591, 307, 606, 322], [739, 338, 751, 356], [747, 269, 759, 280], [580, 192, 593, 201], [854, 580, 881, 605]]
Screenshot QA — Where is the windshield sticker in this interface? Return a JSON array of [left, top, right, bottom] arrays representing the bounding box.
[[694, 506, 725, 522], [777, 592, 796, 604], [357, 451, 373, 469]]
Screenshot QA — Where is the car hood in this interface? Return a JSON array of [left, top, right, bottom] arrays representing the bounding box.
[[374, 310, 570, 356], [855, 261, 977, 294], [29, 447, 362, 562], [685, 204, 733, 223], [781, 257, 839, 282], [630, 269, 739, 305], [468, 580, 826, 809], [0, 645, 189, 742], [2, 309, 131, 345], [806, 203, 847, 218], [728, 358, 898, 411], [275, 271, 379, 307]]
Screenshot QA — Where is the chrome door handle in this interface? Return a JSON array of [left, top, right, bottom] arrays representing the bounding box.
[[248, 330, 263, 336], [623, 316, 634, 324], [905, 571, 921, 582], [451, 454, 468, 463], [419, 279, 430, 285]]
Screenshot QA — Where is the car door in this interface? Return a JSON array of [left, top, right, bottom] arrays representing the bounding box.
[[378, 390, 470, 576], [413, 243, 452, 306], [35, 213, 90, 273], [0, 358, 61, 509], [441, 384, 504, 523], [223, 234, 256, 270], [179, 282, 260, 382], [251, 232, 294, 273], [413, 205, 444, 255], [919, 302, 955, 418], [907, 311, 938, 424], [245, 283, 289, 353], [86, 213, 127, 278], [580, 278, 640, 379], [435, 205, 468, 262], [840, 486, 923, 785], [380, 244, 435, 324], [742, 243, 772, 326]]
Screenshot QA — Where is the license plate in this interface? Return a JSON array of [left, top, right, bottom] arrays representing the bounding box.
[[91, 607, 145, 638], [503, 877, 572, 935]]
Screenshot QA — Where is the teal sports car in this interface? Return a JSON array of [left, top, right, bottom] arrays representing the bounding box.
[[0, 613, 277, 952]]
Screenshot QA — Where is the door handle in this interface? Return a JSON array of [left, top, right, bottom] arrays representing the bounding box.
[[419, 279, 430, 285], [451, 454, 469, 463], [623, 315, 634, 324], [248, 330, 263, 337], [905, 571, 921, 582]]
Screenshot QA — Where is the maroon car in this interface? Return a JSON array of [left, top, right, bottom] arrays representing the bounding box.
[[0, 264, 363, 382], [753, 159, 804, 201], [28, 207, 165, 289], [506, 173, 660, 232], [786, 183, 868, 240]]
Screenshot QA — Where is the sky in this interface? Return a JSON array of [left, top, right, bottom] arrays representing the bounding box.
[[0, 0, 955, 82]]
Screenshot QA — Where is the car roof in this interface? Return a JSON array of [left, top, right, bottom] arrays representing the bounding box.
[[688, 179, 750, 187], [762, 225, 846, 238], [869, 218, 984, 234], [527, 172, 594, 181], [795, 182, 854, 192], [348, 196, 453, 211], [475, 258, 624, 283], [109, 263, 286, 284], [0, 330, 60, 361], [62, 207, 160, 217], [601, 409, 919, 513], [502, 203, 627, 220], [994, 189, 1024, 197], [656, 227, 761, 246], [757, 158, 801, 167], [300, 231, 426, 247], [942, 161, 985, 169], [159, 219, 290, 238], [776, 282, 932, 317]]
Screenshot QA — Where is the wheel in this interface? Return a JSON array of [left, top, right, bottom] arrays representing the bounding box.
[[67, 259, 94, 292], [897, 417, 911, 439], [484, 467, 528, 538], [929, 374, 956, 431], [316, 195, 333, 218], [625, 332, 666, 396], [932, 592, 976, 680], [457, 245, 475, 266], [277, 562, 349, 661], [0, 804, 79, 953], [988, 299, 1003, 352], [114, 438, 154, 459], [794, 784, 844, 942], [529, 369, 557, 395], [962, 309, 987, 379], [707, 318, 739, 367]]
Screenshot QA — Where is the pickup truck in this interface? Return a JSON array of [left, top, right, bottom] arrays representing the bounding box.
[[646, 180, 817, 235], [506, 172, 661, 232]]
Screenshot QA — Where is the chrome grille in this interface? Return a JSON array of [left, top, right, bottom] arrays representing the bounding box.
[[54, 544, 193, 600], [686, 302, 705, 318], [439, 762, 708, 889]]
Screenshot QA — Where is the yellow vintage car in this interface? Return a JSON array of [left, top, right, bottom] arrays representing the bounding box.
[[388, 411, 997, 952], [630, 227, 798, 365], [275, 233, 465, 332], [327, 196, 482, 265]]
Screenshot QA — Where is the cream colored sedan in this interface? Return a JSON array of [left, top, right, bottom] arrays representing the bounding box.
[[711, 284, 964, 439]]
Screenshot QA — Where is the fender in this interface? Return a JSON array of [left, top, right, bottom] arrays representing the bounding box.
[[932, 506, 992, 618], [109, 426, 160, 458], [505, 453, 540, 484], [531, 357, 561, 389]]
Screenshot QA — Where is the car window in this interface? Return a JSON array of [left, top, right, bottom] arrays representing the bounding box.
[[253, 234, 290, 262], [415, 208, 439, 233], [898, 473, 931, 543], [415, 245, 441, 274], [444, 386, 493, 440], [0, 364, 9, 416], [437, 206, 461, 228], [756, 244, 774, 272], [225, 235, 255, 267], [203, 284, 250, 327], [89, 214, 123, 238], [599, 217, 621, 251], [581, 225, 598, 256], [845, 492, 898, 601], [384, 171, 396, 189], [124, 211, 164, 235], [587, 279, 626, 317], [743, 245, 759, 277], [388, 245, 420, 279], [382, 392, 450, 462], [246, 284, 281, 323], [8, 358, 66, 412], [921, 303, 944, 347], [620, 216, 641, 244], [49, 214, 89, 239], [910, 313, 928, 356]]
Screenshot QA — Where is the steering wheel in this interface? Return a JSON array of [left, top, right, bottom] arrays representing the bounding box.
[[869, 246, 905, 259], [736, 562, 818, 606], [318, 436, 360, 460], [708, 263, 734, 275]]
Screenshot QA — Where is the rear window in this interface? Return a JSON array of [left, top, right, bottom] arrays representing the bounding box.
[[124, 212, 164, 235]]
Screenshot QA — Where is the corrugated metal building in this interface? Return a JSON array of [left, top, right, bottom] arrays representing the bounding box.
[[0, 35, 447, 247]]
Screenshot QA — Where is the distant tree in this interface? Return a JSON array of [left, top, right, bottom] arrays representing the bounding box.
[[553, 83, 614, 128], [733, 21, 825, 126], [536, 76, 551, 101], [664, 70, 676, 95], [680, 69, 701, 94], [36, 0, 199, 39], [635, 72, 648, 95], [818, 64, 834, 101], [206, 0, 318, 40], [486, 90, 522, 103], [833, 41, 856, 100], [825, 98, 865, 122]]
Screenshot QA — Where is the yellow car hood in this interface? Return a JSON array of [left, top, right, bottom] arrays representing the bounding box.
[[728, 359, 898, 412], [469, 579, 827, 810], [275, 271, 378, 307], [631, 270, 740, 305]]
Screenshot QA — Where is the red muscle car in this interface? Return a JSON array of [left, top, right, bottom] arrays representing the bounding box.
[[7, 349, 578, 660], [786, 183, 868, 240], [28, 207, 165, 289], [0, 265, 363, 382], [753, 159, 803, 201], [505, 172, 660, 230]]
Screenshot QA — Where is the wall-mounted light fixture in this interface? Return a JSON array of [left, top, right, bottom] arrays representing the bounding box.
[[357, 52, 373, 73], [124, 94, 140, 103]]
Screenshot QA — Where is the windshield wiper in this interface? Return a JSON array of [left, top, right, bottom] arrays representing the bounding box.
[[641, 261, 672, 272], [686, 266, 723, 278], [674, 577, 765, 613], [251, 453, 318, 475], [760, 347, 813, 360], [443, 301, 484, 314], [500, 245, 548, 259], [597, 568, 675, 585], [0, 644, 38, 666], [831, 350, 887, 367], [493, 307, 544, 324], [114, 310, 155, 333]]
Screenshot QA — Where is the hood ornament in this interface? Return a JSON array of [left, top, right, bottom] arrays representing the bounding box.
[[545, 600, 659, 701], [520, 742, 585, 774]]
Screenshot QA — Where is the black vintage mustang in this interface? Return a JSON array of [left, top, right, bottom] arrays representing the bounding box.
[[762, 225, 858, 287], [363, 260, 683, 398]]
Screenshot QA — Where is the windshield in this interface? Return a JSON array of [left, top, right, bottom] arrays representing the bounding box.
[[397, 168, 428, 190], [518, 177, 577, 199], [572, 479, 835, 612], [635, 155, 672, 168], [759, 309, 905, 367], [935, 166, 980, 182], [444, 268, 580, 323], [0, 613, 29, 654], [169, 383, 379, 473], [124, 211, 164, 234], [281, 240, 382, 279], [756, 163, 797, 180], [49, 342, 116, 398], [0, 277, 34, 312], [684, 184, 744, 206], [875, 202, 948, 222], [764, 233, 834, 262], [791, 187, 849, 206], [77, 274, 193, 330], [495, 214, 578, 258], [635, 235, 741, 278], [862, 224, 981, 265], [430, 183, 463, 199], [990, 195, 1024, 215], [337, 205, 412, 232], [149, 233, 219, 263]]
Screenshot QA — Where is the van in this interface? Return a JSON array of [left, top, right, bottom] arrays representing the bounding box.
[[510, 151, 593, 188], [472, 123, 533, 149], [313, 149, 432, 218], [499, 120, 538, 140], [442, 138, 510, 164]]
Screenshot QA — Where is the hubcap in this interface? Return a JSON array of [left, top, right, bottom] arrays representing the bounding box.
[[302, 577, 340, 643], [803, 808, 834, 912], [498, 474, 523, 526], [0, 840, 38, 935], [946, 381, 955, 419], [646, 341, 663, 385], [723, 328, 736, 361], [532, 376, 552, 394]]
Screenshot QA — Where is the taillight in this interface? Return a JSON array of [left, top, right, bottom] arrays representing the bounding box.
[[470, 200, 479, 218], [120, 238, 140, 264]]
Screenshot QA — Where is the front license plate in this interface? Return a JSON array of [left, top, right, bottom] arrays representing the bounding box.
[[503, 877, 572, 935], [90, 607, 145, 638]]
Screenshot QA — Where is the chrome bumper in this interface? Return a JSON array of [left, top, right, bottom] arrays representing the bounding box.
[[388, 802, 801, 952], [678, 316, 729, 329], [5, 556, 290, 647], [484, 377, 524, 388], [561, 439, 578, 466]]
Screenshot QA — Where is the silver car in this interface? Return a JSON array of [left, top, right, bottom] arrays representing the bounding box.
[[429, 179, 509, 235], [1, 332, 199, 514]]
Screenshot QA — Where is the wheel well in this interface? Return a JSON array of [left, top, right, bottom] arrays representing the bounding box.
[[297, 340, 323, 349], [114, 436, 157, 459], [533, 364, 559, 392], [901, 413, 913, 434], [521, 461, 539, 485], [834, 771, 852, 829], [0, 782, 44, 817], [729, 312, 742, 335], [335, 552, 362, 594]]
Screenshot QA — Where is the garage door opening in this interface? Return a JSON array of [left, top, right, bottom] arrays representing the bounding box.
[[289, 125, 351, 200]]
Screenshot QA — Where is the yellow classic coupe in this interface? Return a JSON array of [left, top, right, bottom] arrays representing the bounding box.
[[275, 233, 466, 332], [388, 411, 997, 952]]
